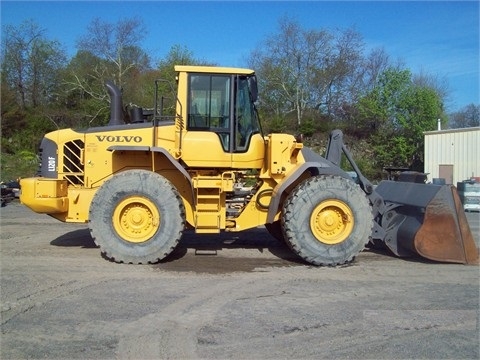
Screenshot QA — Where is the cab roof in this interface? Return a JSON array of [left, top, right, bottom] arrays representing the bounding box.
[[174, 65, 255, 75]]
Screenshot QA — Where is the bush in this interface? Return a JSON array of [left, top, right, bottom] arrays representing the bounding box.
[[298, 118, 316, 137], [0, 152, 39, 181]]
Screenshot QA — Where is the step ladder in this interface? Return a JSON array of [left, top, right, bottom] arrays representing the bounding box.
[[193, 175, 229, 233]]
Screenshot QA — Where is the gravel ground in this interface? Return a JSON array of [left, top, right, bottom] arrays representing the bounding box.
[[1, 201, 479, 359]]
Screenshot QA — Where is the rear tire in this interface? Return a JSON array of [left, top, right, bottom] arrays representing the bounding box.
[[282, 175, 373, 266], [89, 170, 185, 264]]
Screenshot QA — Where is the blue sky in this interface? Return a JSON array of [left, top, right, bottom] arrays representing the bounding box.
[[1, 1, 478, 112]]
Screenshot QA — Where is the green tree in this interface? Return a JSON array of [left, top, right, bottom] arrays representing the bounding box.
[[157, 44, 213, 83], [147, 45, 215, 115], [60, 50, 110, 127], [65, 17, 151, 126], [357, 67, 446, 171], [1, 19, 66, 171], [0, 72, 26, 140], [1, 19, 66, 109]]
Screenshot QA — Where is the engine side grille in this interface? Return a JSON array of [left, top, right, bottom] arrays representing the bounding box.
[[63, 139, 85, 186]]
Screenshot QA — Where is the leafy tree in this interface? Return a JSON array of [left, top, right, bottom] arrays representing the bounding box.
[[357, 67, 446, 171], [63, 17, 151, 125], [146, 45, 215, 115], [412, 70, 449, 104], [1, 19, 66, 171], [63, 51, 106, 100], [0, 72, 26, 139], [1, 19, 66, 109], [59, 50, 111, 127], [157, 44, 213, 83]]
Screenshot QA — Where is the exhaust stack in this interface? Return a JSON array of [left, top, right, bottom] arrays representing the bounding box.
[[105, 81, 124, 126]]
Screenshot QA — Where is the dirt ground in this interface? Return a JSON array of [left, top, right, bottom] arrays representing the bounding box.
[[1, 200, 479, 360]]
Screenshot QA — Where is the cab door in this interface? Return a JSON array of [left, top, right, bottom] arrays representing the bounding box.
[[180, 73, 265, 169], [231, 76, 265, 169], [180, 73, 233, 167]]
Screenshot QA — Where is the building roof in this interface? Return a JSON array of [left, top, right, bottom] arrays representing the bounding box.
[[424, 127, 480, 136]]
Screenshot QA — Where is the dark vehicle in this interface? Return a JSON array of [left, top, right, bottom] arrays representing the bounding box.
[[6, 181, 20, 198], [1, 183, 15, 207]]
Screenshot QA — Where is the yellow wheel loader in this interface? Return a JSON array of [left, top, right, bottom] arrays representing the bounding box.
[[20, 65, 478, 266]]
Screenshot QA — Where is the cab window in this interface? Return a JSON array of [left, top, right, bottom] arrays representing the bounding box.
[[188, 75, 231, 150]]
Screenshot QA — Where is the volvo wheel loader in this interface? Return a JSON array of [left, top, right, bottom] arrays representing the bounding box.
[[20, 65, 479, 266]]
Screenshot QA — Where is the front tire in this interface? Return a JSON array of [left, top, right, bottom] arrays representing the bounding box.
[[89, 170, 185, 264], [265, 220, 285, 242], [282, 175, 373, 266]]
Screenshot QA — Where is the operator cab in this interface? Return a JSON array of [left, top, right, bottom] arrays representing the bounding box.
[[186, 70, 262, 153]]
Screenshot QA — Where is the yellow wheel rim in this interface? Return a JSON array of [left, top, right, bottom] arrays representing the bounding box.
[[310, 200, 354, 245], [113, 196, 160, 243]]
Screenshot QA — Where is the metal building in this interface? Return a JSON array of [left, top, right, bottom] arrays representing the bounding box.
[[424, 127, 480, 185]]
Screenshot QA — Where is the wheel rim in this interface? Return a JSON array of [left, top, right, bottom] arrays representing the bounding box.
[[113, 196, 160, 243], [310, 200, 354, 245]]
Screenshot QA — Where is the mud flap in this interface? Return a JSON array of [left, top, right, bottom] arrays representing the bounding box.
[[375, 181, 479, 265]]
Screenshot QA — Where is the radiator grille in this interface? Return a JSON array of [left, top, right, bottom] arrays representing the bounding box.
[[63, 139, 84, 186]]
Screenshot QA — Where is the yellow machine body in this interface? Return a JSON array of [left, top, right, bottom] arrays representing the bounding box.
[[20, 65, 478, 266]]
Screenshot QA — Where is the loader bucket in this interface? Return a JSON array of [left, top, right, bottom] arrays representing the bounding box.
[[375, 181, 479, 265]]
